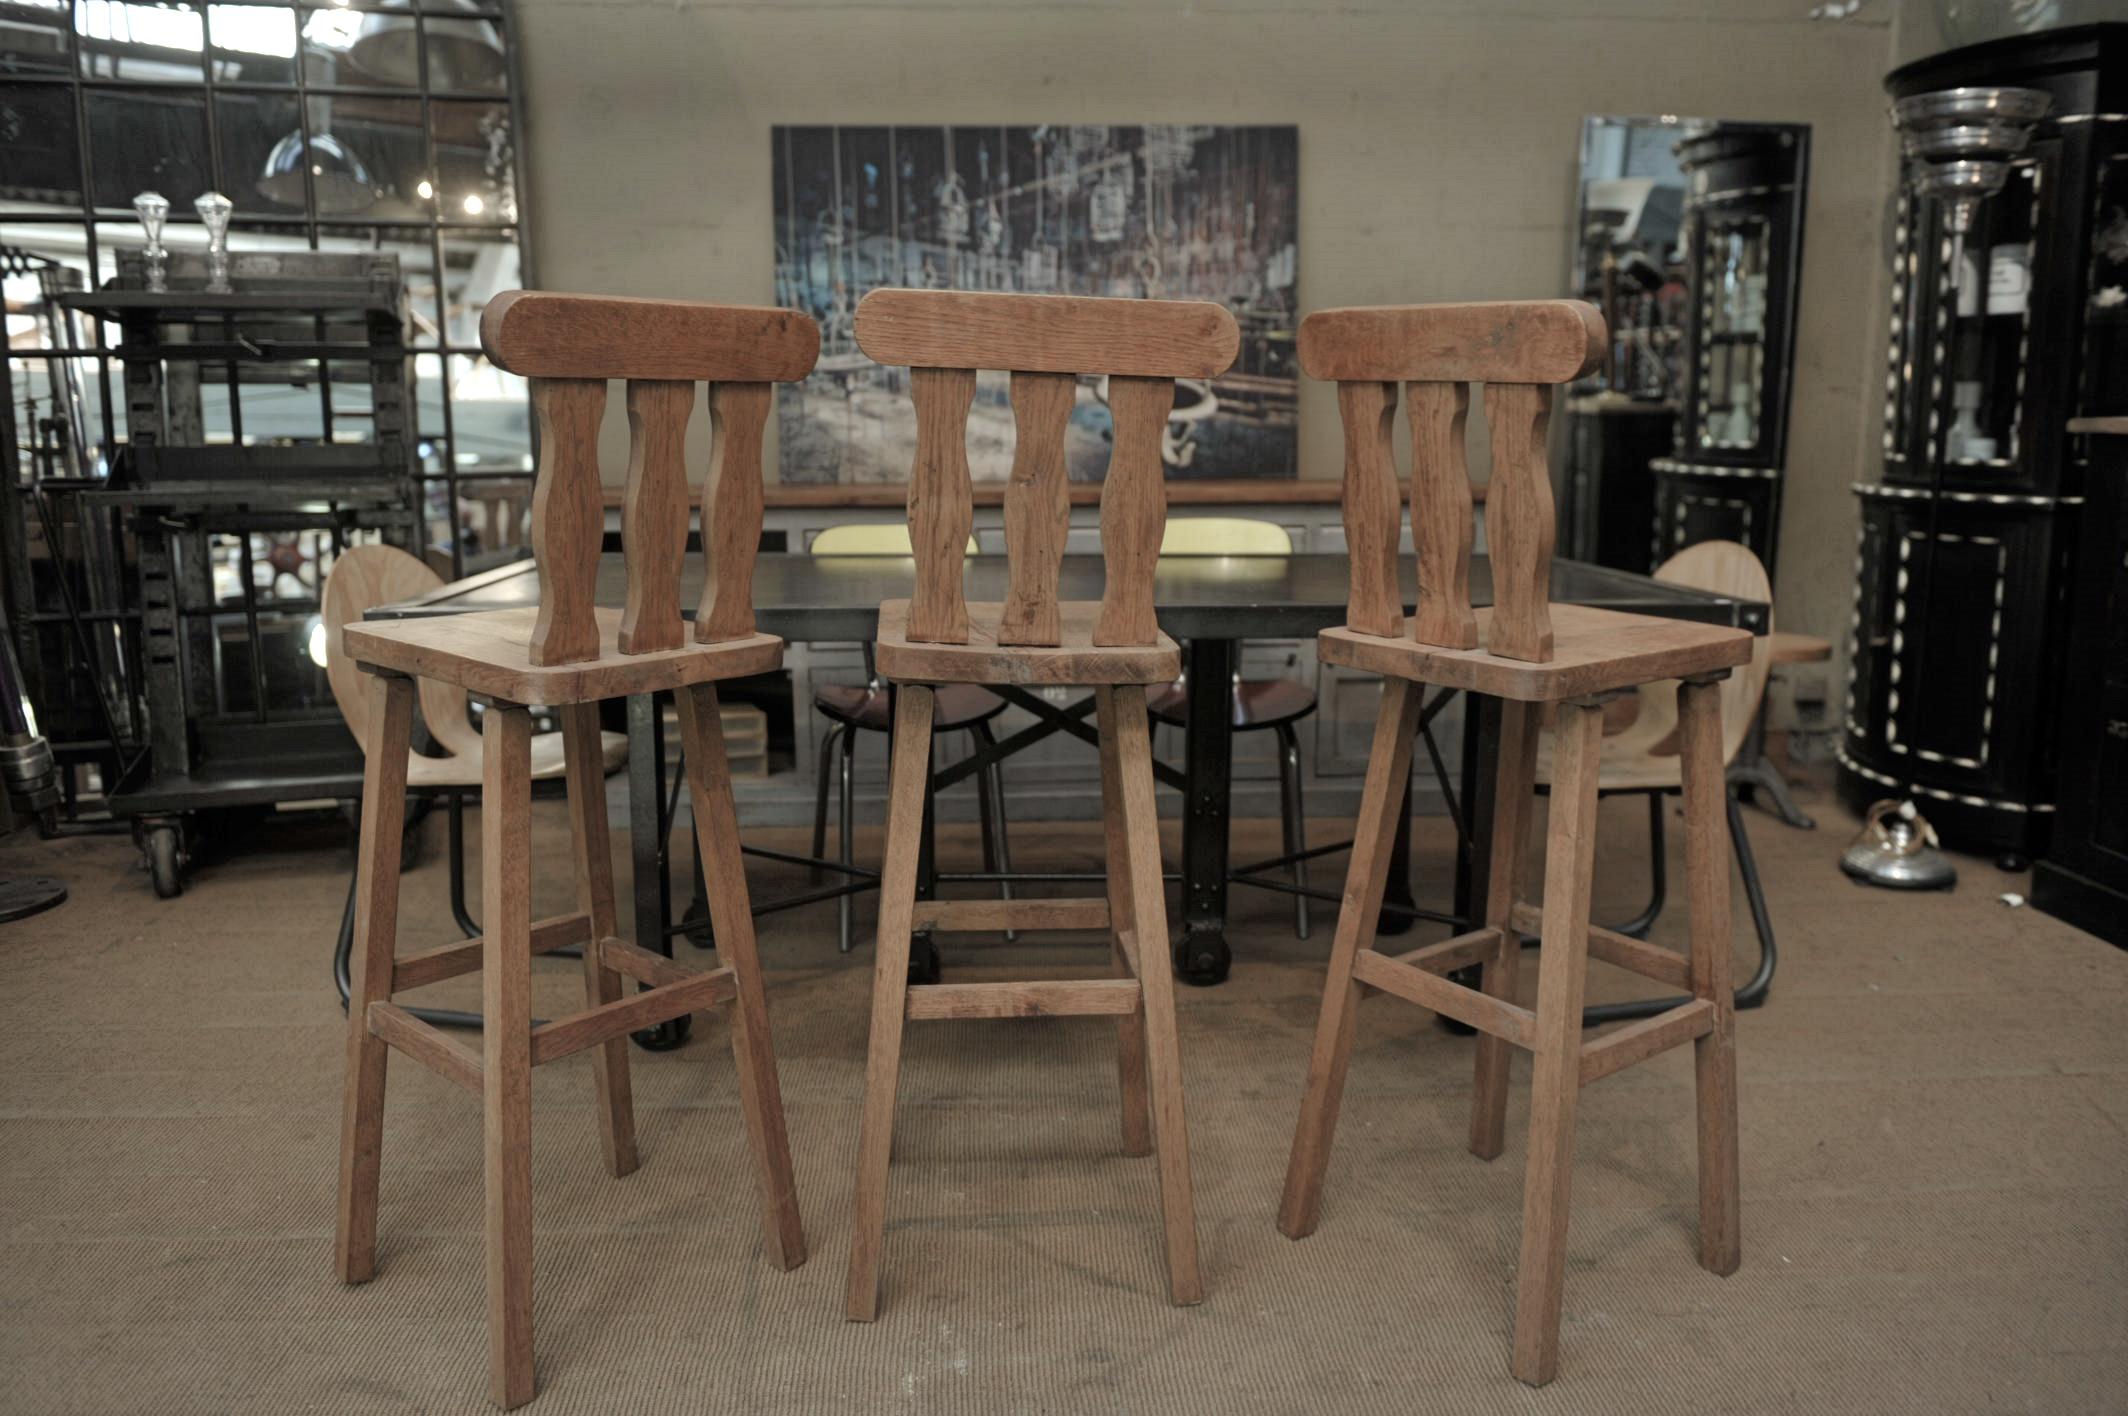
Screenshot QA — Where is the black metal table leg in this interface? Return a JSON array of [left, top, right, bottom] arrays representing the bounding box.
[[1176, 637, 1235, 985], [1435, 693, 1503, 1035], [628, 690, 688, 1050], [1377, 754, 1419, 937]]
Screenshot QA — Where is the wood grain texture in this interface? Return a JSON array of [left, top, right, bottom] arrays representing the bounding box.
[[904, 979, 1141, 1020], [1679, 678, 1742, 1278], [1509, 902, 1693, 990], [996, 370, 1074, 646], [1348, 951, 1539, 1047], [855, 288, 1239, 377], [904, 367, 977, 644], [1299, 300, 1604, 384], [874, 599, 1179, 688], [1407, 380, 1479, 649], [346, 606, 782, 707], [562, 702, 636, 1177], [1379, 926, 1504, 977], [528, 967, 736, 1065], [368, 1002, 482, 1094], [335, 671, 414, 1286], [617, 380, 692, 654], [1578, 999, 1715, 1086], [527, 378, 607, 668], [1482, 381, 1557, 664], [846, 686, 935, 1322], [1107, 684, 1203, 1305], [387, 911, 590, 993], [1512, 699, 1603, 1389], [1094, 376, 1174, 647], [1096, 687, 1152, 1158], [480, 290, 819, 383], [1335, 381, 1403, 637], [1276, 678, 1423, 1239], [1316, 604, 1749, 703], [676, 681, 805, 1272], [479, 704, 536, 1410], [696, 382, 772, 643], [910, 897, 1109, 933], [1471, 699, 1539, 1160]]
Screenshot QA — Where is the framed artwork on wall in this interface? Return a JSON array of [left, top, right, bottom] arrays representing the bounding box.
[[771, 124, 1299, 484]]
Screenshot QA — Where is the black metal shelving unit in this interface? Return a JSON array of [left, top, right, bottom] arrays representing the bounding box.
[[58, 250, 420, 895]]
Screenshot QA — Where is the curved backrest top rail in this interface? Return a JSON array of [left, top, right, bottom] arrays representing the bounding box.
[[855, 288, 1239, 379], [483, 290, 821, 669], [851, 287, 1238, 650], [1302, 298, 1607, 666], [1298, 300, 1604, 386], [481, 290, 820, 383]]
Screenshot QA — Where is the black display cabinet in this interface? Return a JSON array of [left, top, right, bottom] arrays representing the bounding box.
[[1650, 122, 1810, 572], [1840, 24, 2128, 861], [2032, 419, 2128, 947]]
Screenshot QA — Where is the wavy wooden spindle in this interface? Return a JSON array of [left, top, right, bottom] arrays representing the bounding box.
[[1095, 376, 1173, 647], [696, 382, 771, 643], [1481, 382, 1556, 663], [997, 370, 1074, 646], [904, 367, 977, 644], [1407, 380, 1478, 649], [527, 377, 607, 667], [1336, 380, 1402, 638], [617, 379, 693, 654]]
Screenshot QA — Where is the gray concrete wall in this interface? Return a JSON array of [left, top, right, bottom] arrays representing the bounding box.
[[509, 0, 1902, 727]]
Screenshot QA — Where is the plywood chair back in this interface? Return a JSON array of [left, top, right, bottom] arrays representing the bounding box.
[[1298, 301, 1605, 663], [478, 291, 821, 666], [852, 289, 1239, 649], [322, 544, 480, 764], [1652, 540, 1773, 766]]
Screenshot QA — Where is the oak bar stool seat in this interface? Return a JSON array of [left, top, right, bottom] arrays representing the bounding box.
[[844, 287, 1236, 1323], [1277, 299, 1747, 1388], [334, 291, 815, 1409]]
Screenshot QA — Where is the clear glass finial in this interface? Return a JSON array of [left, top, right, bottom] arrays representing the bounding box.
[[194, 191, 234, 294], [133, 191, 170, 293]]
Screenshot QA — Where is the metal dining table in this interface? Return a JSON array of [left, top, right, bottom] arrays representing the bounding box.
[[372, 551, 1767, 1010]]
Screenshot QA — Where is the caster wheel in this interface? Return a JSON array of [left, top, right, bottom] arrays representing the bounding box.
[[1996, 853, 2030, 873], [1374, 894, 1417, 938], [908, 934, 942, 986], [1172, 932, 1230, 987], [633, 1014, 691, 1051], [146, 825, 184, 899]]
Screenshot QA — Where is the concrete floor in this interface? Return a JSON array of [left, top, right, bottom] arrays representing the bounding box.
[[0, 770, 2122, 1414]]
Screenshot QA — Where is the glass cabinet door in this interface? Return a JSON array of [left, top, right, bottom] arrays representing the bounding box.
[[1934, 159, 2042, 472], [1695, 214, 1770, 452]]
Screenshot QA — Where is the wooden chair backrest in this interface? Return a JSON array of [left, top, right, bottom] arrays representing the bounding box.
[[853, 289, 1239, 648], [1298, 301, 1605, 664], [478, 291, 820, 667], [1653, 539, 1773, 764]]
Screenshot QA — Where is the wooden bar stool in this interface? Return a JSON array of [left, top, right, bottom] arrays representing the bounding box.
[[1275, 301, 1750, 1387], [842, 288, 1238, 1322], [333, 292, 816, 1409]]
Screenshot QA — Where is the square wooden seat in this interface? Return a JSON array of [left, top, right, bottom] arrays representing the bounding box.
[[873, 599, 1180, 687], [344, 606, 783, 707], [1317, 603, 1748, 702]]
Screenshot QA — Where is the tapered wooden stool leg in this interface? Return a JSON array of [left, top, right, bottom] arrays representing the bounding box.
[[1277, 679, 1423, 1239], [1678, 677, 1741, 1277], [561, 701, 637, 1179], [677, 682, 805, 1271], [1511, 698, 1604, 1388], [1107, 684, 1203, 1305], [336, 672, 416, 1285], [1095, 688, 1151, 1156], [846, 685, 936, 1322], [481, 704, 536, 1410], [1470, 698, 1540, 1160]]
